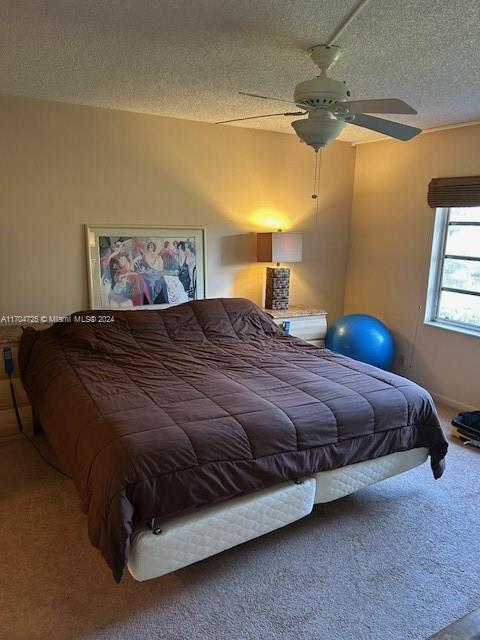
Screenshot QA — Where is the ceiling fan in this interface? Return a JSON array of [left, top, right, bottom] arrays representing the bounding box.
[[215, 44, 421, 151]]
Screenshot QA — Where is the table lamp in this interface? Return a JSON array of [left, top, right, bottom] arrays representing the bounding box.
[[257, 231, 303, 310]]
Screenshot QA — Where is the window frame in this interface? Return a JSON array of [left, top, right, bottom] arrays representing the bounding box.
[[425, 206, 480, 337]]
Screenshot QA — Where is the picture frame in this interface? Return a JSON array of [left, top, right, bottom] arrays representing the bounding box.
[[85, 224, 206, 309]]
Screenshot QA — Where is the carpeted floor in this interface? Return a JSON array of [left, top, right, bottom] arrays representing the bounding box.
[[1, 404, 479, 640]]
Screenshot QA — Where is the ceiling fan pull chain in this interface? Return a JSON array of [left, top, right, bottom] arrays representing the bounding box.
[[312, 149, 323, 227], [316, 150, 322, 227], [312, 150, 319, 200]]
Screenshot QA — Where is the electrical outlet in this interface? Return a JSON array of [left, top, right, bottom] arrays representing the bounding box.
[[398, 353, 406, 367]]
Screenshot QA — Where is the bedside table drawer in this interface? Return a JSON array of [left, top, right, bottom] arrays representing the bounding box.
[[264, 306, 328, 346], [272, 314, 327, 345]]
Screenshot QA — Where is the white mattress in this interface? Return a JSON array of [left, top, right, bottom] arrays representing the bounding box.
[[127, 448, 429, 582], [128, 477, 316, 582], [313, 447, 429, 503]]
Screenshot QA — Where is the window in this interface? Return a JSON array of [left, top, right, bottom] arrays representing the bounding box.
[[425, 206, 480, 335]]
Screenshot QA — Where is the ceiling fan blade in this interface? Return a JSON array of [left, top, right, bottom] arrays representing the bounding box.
[[215, 111, 305, 125], [344, 98, 418, 115], [350, 113, 421, 141], [239, 91, 307, 107]]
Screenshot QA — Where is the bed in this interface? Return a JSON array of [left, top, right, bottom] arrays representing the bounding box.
[[19, 298, 448, 582]]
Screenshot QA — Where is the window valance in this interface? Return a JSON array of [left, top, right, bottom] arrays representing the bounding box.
[[428, 175, 480, 208]]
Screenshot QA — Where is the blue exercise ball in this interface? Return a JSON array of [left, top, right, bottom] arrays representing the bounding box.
[[325, 314, 395, 370]]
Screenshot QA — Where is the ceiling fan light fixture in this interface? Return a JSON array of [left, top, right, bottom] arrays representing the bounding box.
[[291, 113, 346, 151]]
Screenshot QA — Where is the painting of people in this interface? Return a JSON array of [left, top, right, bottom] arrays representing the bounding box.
[[86, 226, 205, 309]]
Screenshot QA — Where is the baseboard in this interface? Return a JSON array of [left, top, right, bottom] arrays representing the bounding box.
[[431, 392, 477, 412]]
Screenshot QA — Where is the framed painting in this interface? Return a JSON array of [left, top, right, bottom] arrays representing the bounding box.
[[85, 225, 206, 309]]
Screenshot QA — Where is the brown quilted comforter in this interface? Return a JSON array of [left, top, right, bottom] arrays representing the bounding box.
[[19, 298, 448, 581]]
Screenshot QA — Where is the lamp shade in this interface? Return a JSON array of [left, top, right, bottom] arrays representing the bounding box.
[[257, 232, 303, 263]]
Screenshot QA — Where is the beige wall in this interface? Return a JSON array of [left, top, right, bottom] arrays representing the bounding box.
[[0, 94, 355, 321], [345, 125, 480, 409], [0, 92, 477, 411]]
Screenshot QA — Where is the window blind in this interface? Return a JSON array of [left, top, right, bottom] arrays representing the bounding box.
[[428, 175, 480, 208]]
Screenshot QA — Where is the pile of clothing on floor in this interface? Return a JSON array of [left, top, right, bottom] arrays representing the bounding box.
[[452, 411, 480, 448]]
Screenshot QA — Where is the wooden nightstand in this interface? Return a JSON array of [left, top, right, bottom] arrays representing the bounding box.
[[263, 306, 328, 347]]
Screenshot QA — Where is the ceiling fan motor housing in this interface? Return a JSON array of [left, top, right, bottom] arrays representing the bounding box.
[[294, 76, 349, 109]]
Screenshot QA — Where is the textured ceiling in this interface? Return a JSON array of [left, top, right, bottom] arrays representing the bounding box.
[[0, 0, 479, 142]]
